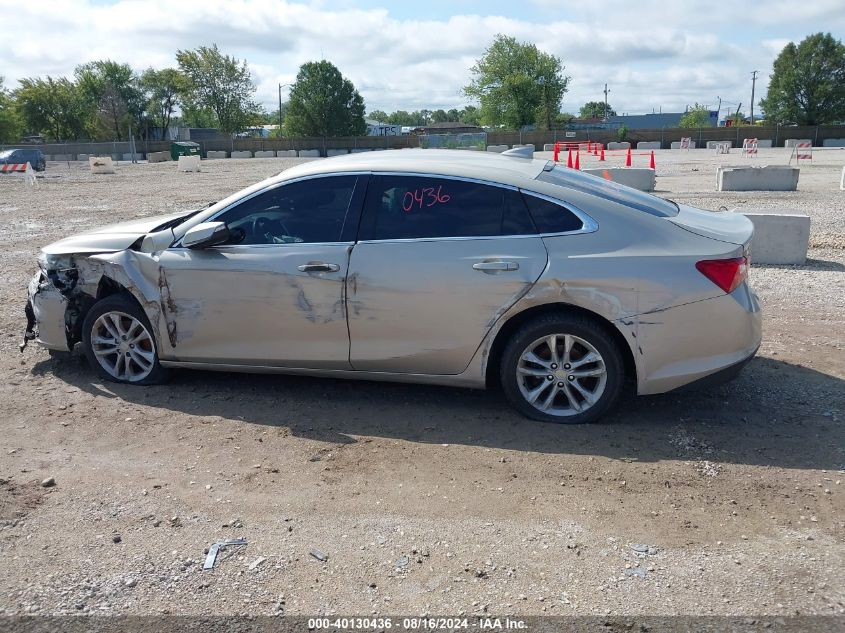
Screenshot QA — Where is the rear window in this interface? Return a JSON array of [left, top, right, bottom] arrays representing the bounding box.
[[537, 165, 679, 217], [521, 192, 584, 233]]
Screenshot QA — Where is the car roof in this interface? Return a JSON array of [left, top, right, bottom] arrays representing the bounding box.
[[275, 149, 548, 187]]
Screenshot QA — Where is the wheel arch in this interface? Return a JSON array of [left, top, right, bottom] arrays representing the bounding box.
[[484, 303, 637, 390], [68, 275, 150, 346]]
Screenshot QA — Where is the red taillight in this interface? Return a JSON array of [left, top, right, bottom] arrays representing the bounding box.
[[696, 257, 748, 294]]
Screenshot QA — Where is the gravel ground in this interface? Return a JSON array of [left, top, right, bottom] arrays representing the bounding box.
[[0, 152, 842, 619]]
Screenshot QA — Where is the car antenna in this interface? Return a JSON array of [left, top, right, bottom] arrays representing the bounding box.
[[501, 146, 534, 159]]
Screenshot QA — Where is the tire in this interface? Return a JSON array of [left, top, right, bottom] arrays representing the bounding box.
[[81, 294, 167, 385], [500, 313, 624, 423]]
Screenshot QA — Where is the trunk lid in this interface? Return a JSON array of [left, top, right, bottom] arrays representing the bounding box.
[[668, 203, 753, 248]]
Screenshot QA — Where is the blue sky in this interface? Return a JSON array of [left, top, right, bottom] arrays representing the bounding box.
[[3, 1, 843, 118]]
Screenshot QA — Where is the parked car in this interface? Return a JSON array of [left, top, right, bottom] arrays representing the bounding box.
[[23, 149, 761, 423], [0, 148, 46, 171]]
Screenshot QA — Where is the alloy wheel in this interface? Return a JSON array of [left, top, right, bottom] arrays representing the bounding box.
[[90, 311, 156, 382]]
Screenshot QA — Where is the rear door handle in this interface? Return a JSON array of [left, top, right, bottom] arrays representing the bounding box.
[[472, 261, 519, 272], [297, 262, 340, 273]]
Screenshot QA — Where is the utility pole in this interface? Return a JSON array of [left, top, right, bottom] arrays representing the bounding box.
[[716, 96, 722, 126], [603, 83, 610, 121], [278, 83, 284, 135], [750, 71, 758, 125]]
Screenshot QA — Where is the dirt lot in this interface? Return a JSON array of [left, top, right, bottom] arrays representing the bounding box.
[[0, 149, 842, 619]]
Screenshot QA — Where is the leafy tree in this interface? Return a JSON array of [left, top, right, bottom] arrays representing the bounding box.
[[15, 76, 89, 140], [284, 60, 366, 137], [679, 103, 712, 128], [140, 68, 185, 139], [579, 101, 615, 119], [463, 34, 569, 130], [761, 33, 845, 125], [368, 109, 389, 122], [0, 77, 22, 143], [459, 105, 481, 126], [176, 44, 260, 134], [75, 60, 144, 140], [431, 109, 450, 123]]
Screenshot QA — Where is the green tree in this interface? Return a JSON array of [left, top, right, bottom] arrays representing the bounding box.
[[15, 76, 89, 141], [761, 33, 845, 125], [176, 44, 260, 134], [679, 103, 712, 128], [579, 101, 615, 119], [463, 34, 569, 130], [140, 68, 185, 139], [284, 60, 366, 137], [0, 77, 22, 143], [368, 109, 389, 122], [75, 60, 144, 140], [459, 105, 481, 125]]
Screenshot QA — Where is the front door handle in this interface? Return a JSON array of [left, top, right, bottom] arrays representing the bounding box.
[[472, 261, 519, 272], [297, 261, 340, 273]]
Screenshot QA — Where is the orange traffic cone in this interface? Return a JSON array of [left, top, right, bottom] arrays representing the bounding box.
[[593, 144, 599, 156], [574, 151, 580, 170], [649, 150, 656, 169], [553, 142, 560, 162], [567, 148, 573, 168], [625, 147, 632, 167], [587, 141, 592, 153], [602, 169, 612, 181], [599, 146, 605, 161]]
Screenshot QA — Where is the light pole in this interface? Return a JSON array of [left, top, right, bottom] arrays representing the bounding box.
[[278, 83, 293, 135]]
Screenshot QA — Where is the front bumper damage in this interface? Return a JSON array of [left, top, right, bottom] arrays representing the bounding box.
[[22, 271, 72, 352]]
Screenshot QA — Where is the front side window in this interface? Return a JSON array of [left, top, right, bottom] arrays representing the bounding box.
[[216, 176, 357, 245], [362, 175, 534, 240]]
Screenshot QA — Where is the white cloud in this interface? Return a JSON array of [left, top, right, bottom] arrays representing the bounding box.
[[1, 0, 842, 116]]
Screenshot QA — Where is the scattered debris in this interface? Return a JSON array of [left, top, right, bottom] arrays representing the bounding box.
[[624, 567, 646, 578], [169, 516, 182, 528], [310, 549, 328, 562], [248, 556, 266, 571], [631, 544, 649, 553], [112, 534, 122, 544], [202, 538, 248, 571], [394, 555, 409, 568], [40, 477, 55, 488]]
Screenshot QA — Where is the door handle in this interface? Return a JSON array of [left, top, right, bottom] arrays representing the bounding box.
[[297, 262, 340, 273], [472, 261, 519, 272]]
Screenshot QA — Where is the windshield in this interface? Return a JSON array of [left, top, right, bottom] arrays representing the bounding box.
[[151, 208, 204, 232], [537, 165, 679, 217], [0, 150, 13, 159]]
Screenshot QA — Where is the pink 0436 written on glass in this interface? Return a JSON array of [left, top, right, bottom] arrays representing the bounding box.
[[402, 185, 451, 213]]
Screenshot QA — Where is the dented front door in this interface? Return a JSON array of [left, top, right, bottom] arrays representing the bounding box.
[[155, 244, 352, 368]]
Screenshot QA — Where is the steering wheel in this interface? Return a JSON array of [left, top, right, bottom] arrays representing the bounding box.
[[251, 216, 273, 243]]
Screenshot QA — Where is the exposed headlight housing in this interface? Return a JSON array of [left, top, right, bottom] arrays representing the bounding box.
[[37, 252, 75, 273]]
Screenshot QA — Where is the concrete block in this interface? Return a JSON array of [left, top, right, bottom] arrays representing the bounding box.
[[254, 150, 276, 158], [717, 165, 799, 191], [110, 154, 122, 161], [735, 209, 810, 265], [756, 140, 773, 148], [841, 166, 845, 191], [607, 142, 630, 150], [350, 148, 373, 153], [298, 150, 320, 157], [486, 145, 509, 153], [784, 139, 812, 148], [672, 140, 697, 149], [147, 151, 170, 163], [706, 140, 730, 149], [77, 154, 90, 162], [326, 149, 348, 156], [89, 156, 115, 175], [177, 155, 200, 172], [206, 151, 227, 159], [276, 150, 297, 157], [636, 141, 661, 150], [543, 144, 556, 151], [230, 151, 252, 159], [823, 138, 845, 147], [52, 154, 74, 161], [583, 167, 655, 191]]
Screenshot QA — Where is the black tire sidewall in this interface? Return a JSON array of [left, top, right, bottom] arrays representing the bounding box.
[[81, 294, 165, 385], [500, 315, 624, 424]]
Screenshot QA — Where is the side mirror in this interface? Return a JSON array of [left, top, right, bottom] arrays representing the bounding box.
[[182, 221, 231, 249]]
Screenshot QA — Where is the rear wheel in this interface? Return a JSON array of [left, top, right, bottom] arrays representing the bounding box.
[[500, 314, 624, 423], [82, 295, 166, 385]]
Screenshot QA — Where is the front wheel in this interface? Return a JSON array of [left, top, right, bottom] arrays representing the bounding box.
[[500, 314, 624, 423], [81, 294, 167, 385]]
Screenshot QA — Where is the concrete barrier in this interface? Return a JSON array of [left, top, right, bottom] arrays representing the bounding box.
[[636, 141, 661, 150], [607, 142, 630, 150], [254, 150, 276, 158], [784, 139, 812, 148], [298, 150, 320, 157], [823, 138, 845, 147], [206, 151, 227, 159], [230, 151, 252, 159], [147, 151, 170, 163], [110, 154, 122, 161], [89, 156, 115, 175], [735, 208, 810, 265], [671, 140, 697, 149], [122, 152, 143, 161], [583, 167, 655, 191], [706, 140, 730, 149], [52, 154, 74, 161], [757, 140, 773, 148], [327, 149, 348, 156], [717, 165, 800, 191], [276, 150, 297, 157], [77, 154, 90, 162], [177, 155, 200, 172], [486, 145, 509, 153]]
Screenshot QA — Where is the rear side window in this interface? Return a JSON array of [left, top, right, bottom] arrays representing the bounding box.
[[521, 192, 584, 233], [537, 165, 679, 217], [362, 175, 535, 240]]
